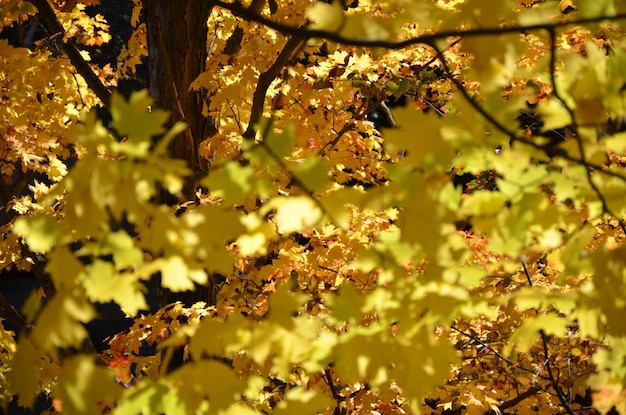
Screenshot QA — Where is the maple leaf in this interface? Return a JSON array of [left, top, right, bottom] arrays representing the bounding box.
[[4, 2, 626, 415], [110, 90, 169, 144]]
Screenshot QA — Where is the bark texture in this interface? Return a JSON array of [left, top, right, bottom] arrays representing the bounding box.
[[143, 1, 217, 308], [144, 0, 215, 195]]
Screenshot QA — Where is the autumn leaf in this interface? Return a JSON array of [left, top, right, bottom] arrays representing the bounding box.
[[4, 2, 626, 415]]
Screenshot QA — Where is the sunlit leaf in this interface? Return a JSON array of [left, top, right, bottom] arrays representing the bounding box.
[[56, 355, 122, 415], [306, 1, 344, 32], [110, 90, 169, 144]]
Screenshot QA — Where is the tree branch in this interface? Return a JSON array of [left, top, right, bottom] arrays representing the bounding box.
[[547, 26, 626, 235], [0, 292, 33, 335], [213, 0, 626, 49], [222, 0, 266, 59], [318, 121, 357, 157], [521, 262, 576, 415], [430, 41, 626, 185], [324, 367, 344, 411], [494, 386, 541, 414], [243, 35, 307, 139], [28, 0, 112, 107], [451, 326, 549, 380]]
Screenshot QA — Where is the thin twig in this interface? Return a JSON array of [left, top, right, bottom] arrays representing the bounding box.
[[324, 367, 344, 409], [431, 41, 626, 187], [0, 292, 33, 335], [451, 326, 549, 380], [318, 121, 357, 157], [495, 386, 541, 413], [521, 262, 576, 415], [28, 0, 111, 106], [243, 35, 307, 139], [546, 28, 626, 235]]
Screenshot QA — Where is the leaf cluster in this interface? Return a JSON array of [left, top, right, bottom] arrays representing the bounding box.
[[2, 0, 626, 414]]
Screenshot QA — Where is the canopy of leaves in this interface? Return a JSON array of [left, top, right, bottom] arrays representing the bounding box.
[[2, 0, 626, 414]]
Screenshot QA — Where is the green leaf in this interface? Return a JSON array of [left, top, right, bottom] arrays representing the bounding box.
[[31, 292, 96, 354], [267, 283, 308, 329], [393, 333, 459, 405], [190, 316, 243, 358], [56, 355, 122, 415], [333, 330, 393, 386], [110, 90, 170, 144], [116, 380, 179, 415], [291, 155, 330, 192], [82, 260, 148, 316], [262, 196, 322, 234], [72, 109, 111, 150], [385, 106, 454, 171], [504, 314, 568, 354], [560, 226, 595, 276], [305, 1, 344, 32], [172, 360, 244, 414], [102, 231, 144, 270], [274, 387, 335, 415], [13, 216, 64, 254], [325, 283, 367, 324], [221, 404, 263, 415], [461, 190, 506, 217], [573, 306, 602, 339], [537, 98, 573, 131], [244, 120, 298, 167], [576, 0, 616, 18], [204, 161, 265, 205], [265, 123, 297, 160]]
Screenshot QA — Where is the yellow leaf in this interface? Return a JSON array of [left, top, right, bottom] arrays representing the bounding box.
[[46, 246, 84, 291], [504, 314, 568, 354], [157, 256, 196, 292], [385, 106, 455, 171], [274, 387, 335, 415], [56, 355, 122, 415], [79, 49, 91, 61], [110, 90, 169, 143], [263, 196, 322, 234], [30, 292, 96, 354], [221, 404, 263, 415], [267, 283, 308, 329], [172, 360, 244, 414], [305, 1, 344, 32], [82, 260, 148, 316], [10, 337, 57, 407], [462, 190, 506, 217], [13, 216, 64, 254]]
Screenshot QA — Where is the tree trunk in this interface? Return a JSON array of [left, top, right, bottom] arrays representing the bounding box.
[[143, 0, 215, 199], [143, 0, 217, 308]]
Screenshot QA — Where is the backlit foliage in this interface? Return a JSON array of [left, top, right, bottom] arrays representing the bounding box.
[[2, 0, 626, 414]]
